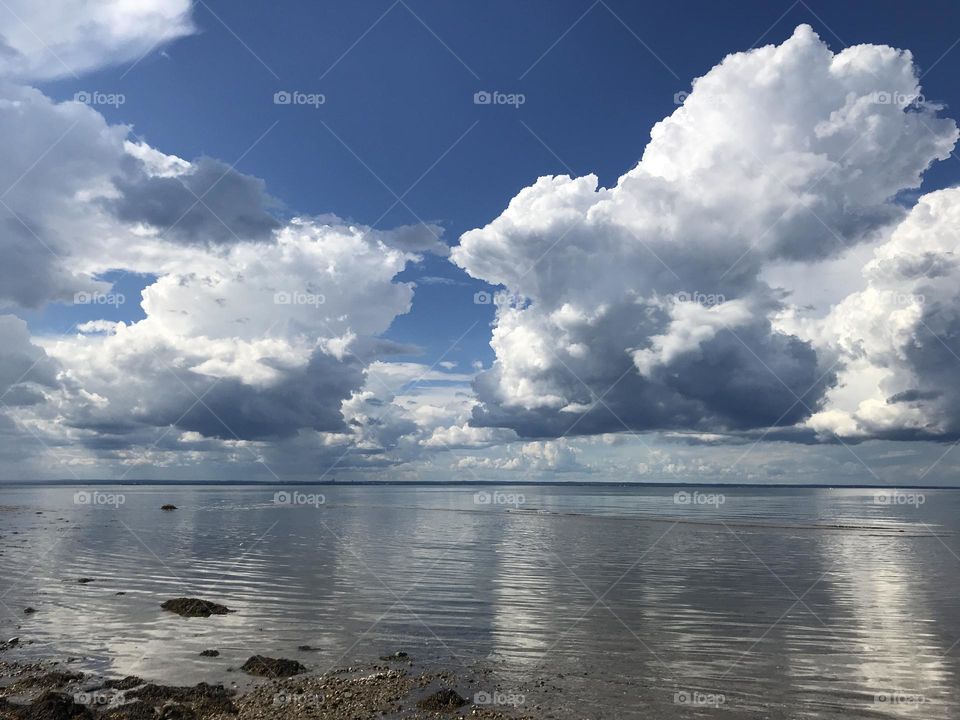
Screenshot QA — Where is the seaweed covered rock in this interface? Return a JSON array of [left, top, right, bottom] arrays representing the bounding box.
[[100, 677, 144, 691], [156, 706, 193, 720], [416, 688, 466, 712], [15, 692, 92, 720], [159, 599, 231, 618], [128, 684, 235, 716], [239, 656, 305, 678], [100, 703, 156, 720]]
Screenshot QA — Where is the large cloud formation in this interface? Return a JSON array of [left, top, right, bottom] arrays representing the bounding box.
[[804, 188, 960, 440], [0, 0, 468, 479], [3, 11, 960, 482], [452, 25, 958, 441]]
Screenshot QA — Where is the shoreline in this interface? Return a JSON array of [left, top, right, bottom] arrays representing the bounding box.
[[0, 648, 543, 720], [5, 481, 960, 490]]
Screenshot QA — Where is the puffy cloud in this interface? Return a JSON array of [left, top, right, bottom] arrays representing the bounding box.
[[804, 188, 960, 440], [0, 315, 59, 406], [452, 25, 957, 440], [0, 82, 131, 307], [41, 217, 427, 442], [0, 0, 458, 476], [0, 83, 283, 309], [110, 156, 281, 245], [0, 0, 194, 81]]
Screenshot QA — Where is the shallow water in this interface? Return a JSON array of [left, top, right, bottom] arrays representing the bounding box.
[[1, 484, 958, 718]]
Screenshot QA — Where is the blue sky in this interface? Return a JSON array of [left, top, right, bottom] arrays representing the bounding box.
[[31, 0, 960, 365], [3, 0, 960, 483]]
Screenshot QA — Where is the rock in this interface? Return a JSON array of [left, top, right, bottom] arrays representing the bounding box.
[[101, 702, 157, 720], [198, 650, 219, 657], [76, 579, 95, 585], [296, 645, 316, 652], [128, 683, 235, 716], [157, 705, 194, 720], [20, 691, 93, 720], [115, 592, 126, 596], [24, 607, 36, 614], [160, 505, 177, 511], [379, 651, 408, 660], [7, 636, 20, 645], [101, 676, 144, 691], [9, 671, 84, 692], [416, 688, 466, 712], [159, 599, 232, 618], [240, 656, 305, 678]]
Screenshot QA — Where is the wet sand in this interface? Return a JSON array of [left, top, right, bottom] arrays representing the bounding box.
[[0, 650, 545, 720]]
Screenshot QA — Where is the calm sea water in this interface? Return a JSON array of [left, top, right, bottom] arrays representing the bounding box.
[[1, 484, 958, 718]]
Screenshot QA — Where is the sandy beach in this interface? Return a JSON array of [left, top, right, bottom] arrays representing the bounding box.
[[0, 642, 548, 720]]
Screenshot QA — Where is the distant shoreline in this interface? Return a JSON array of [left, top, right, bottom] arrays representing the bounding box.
[[2, 480, 959, 490]]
